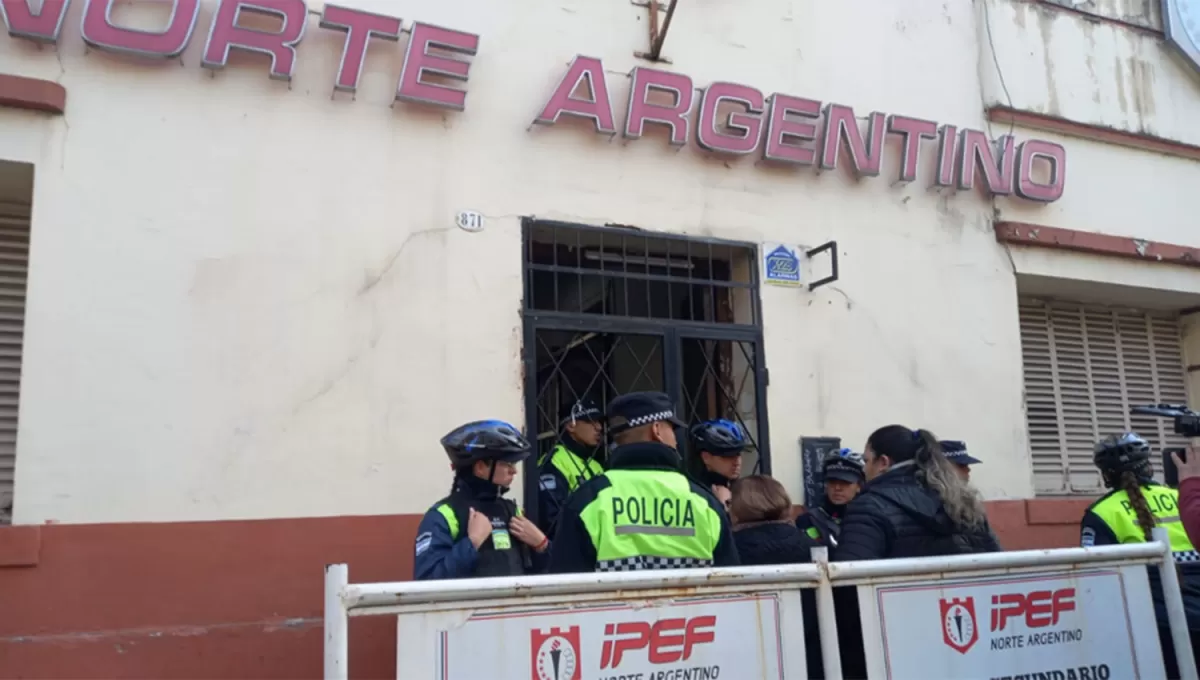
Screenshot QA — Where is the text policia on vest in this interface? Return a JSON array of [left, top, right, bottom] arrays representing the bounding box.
[[613, 495, 697, 533]]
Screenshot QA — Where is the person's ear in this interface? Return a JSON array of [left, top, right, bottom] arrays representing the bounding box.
[[652, 422, 668, 443]]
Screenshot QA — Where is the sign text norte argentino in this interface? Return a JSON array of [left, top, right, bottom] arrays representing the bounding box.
[[3, 0, 1066, 204]]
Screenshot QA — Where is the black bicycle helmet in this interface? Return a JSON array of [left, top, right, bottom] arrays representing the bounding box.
[[441, 420, 532, 469], [1093, 432, 1152, 477], [689, 419, 748, 457]]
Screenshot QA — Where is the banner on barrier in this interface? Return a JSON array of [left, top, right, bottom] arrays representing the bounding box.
[[858, 568, 1166, 680], [397, 593, 785, 680]]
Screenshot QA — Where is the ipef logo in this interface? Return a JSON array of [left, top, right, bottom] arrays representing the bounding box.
[[940, 597, 979, 654], [599, 616, 716, 669], [530, 627, 581, 680]]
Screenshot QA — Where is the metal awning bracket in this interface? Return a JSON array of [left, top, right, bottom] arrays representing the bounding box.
[[805, 241, 840, 292], [632, 0, 678, 62]]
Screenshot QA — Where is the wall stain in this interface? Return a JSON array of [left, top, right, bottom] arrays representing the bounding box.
[[1114, 53, 1129, 113], [1082, 21, 1102, 104], [1129, 57, 1157, 131], [1036, 6, 1061, 115]]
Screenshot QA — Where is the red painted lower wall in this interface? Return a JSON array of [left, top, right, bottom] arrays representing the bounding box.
[[0, 499, 1090, 679]]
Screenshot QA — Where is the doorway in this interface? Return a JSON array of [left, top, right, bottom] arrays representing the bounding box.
[[520, 219, 769, 517]]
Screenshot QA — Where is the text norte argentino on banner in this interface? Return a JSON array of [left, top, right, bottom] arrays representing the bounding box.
[[599, 668, 720, 680]]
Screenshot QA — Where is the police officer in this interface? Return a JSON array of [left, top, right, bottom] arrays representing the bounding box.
[[413, 420, 550, 580], [1082, 433, 1200, 677], [939, 440, 982, 482], [548, 392, 740, 573], [796, 448, 864, 548], [537, 398, 606, 535], [690, 419, 748, 494]]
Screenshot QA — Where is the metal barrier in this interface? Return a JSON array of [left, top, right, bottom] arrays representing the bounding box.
[[325, 528, 1197, 680]]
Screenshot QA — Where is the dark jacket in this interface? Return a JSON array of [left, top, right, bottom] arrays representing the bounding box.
[[795, 499, 847, 549], [413, 474, 549, 580], [733, 521, 813, 565], [833, 463, 1001, 561], [549, 442, 740, 573], [700, 468, 733, 490]]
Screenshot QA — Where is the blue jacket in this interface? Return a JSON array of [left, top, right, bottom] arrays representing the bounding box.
[[412, 505, 483, 580], [413, 493, 552, 581]]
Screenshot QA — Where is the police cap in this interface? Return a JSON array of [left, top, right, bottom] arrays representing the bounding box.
[[607, 391, 685, 434], [559, 397, 605, 427], [939, 440, 982, 466], [822, 449, 865, 483]]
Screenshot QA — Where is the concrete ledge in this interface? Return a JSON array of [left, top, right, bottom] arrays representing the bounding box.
[[0, 73, 66, 115], [987, 105, 1200, 163], [996, 221, 1200, 268]]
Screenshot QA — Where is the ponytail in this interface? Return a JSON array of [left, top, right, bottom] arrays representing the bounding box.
[[912, 429, 988, 530], [1118, 471, 1157, 541]]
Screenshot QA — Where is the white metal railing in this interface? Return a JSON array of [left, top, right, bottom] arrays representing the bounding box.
[[325, 528, 1197, 680]]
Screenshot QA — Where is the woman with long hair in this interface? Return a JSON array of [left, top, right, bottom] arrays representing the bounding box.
[[833, 425, 1001, 561], [1083, 433, 1200, 678]]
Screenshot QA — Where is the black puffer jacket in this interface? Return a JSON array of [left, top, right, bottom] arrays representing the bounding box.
[[733, 521, 813, 566], [832, 463, 1001, 561]]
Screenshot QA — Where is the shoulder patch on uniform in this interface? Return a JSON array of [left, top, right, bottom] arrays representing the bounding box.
[[1081, 527, 1096, 547], [415, 531, 433, 556], [539, 474, 557, 491]]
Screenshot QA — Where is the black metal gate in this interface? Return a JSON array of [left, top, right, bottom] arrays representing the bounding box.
[[520, 219, 769, 517]]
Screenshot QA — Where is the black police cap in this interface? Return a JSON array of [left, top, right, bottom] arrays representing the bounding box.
[[939, 440, 982, 466], [559, 398, 605, 427], [606, 391, 685, 434]]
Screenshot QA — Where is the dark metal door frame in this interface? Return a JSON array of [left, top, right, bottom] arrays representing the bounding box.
[[520, 219, 771, 518]]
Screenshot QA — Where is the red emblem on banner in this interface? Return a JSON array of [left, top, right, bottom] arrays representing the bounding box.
[[530, 626, 581, 680], [939, 597, 979, 654]]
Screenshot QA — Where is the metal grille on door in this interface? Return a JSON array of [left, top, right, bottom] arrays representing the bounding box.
[[1019, 299, 1188, 494]]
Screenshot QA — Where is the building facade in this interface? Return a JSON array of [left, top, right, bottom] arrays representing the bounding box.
[[0, 0, 1198, 676]]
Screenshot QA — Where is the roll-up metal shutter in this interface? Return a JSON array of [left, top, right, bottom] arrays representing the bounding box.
[[0, 201, 27, 523], [1019, 298, 1189, 494]]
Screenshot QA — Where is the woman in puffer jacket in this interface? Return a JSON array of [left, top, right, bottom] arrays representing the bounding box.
[[834, 425, 1001, 561], [730, 475, 812, 565]]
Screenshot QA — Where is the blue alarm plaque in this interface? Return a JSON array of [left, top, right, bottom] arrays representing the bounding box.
[[762, 243, 802, 287]]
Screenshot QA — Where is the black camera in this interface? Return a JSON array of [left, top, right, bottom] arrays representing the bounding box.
[[1130, 404, 1200, 438]]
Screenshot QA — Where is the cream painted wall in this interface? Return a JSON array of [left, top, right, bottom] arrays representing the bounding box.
[[4, 0, 1187, 524], [996, 125, 1196, 243], [978, 0, 1200, 148]]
